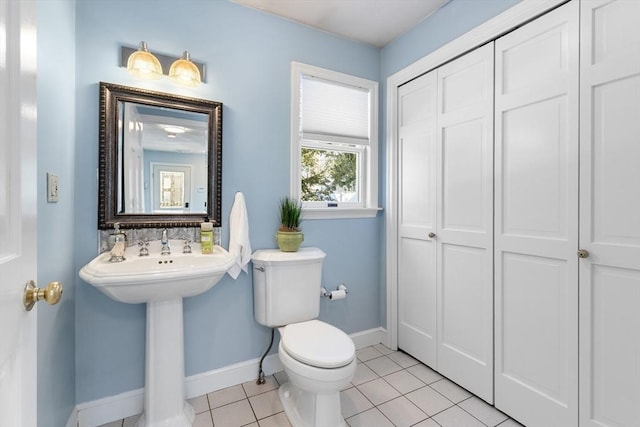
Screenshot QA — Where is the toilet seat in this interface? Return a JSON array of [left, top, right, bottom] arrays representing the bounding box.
[[281, 320, 355, 368]]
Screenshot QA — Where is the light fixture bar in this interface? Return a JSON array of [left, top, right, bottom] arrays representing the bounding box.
[[120, 45, 206, 83]]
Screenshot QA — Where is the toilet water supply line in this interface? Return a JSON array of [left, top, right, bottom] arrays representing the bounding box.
[[257, 328, 275, 385], [255, 284, 350, 384]]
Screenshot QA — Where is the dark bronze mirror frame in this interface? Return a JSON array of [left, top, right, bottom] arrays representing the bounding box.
[[98, 82, 222, 229]]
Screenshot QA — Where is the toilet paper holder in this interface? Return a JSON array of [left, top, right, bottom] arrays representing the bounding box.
[[321, 283, 349, 299]]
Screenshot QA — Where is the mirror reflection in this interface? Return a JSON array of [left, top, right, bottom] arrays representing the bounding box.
[[117, 103, 208, 215], [99, 82, 222, 229]]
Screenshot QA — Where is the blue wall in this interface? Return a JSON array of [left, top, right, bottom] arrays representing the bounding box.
[[382, 0, 521, 78], [74, 0, 381, 403], [37, 0, 77, 426]]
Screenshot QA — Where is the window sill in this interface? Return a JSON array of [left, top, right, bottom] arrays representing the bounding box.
[[302, 207, 382, 220]]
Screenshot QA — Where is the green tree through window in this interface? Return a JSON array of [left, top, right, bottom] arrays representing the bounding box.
[[301, 148, 357, 202]]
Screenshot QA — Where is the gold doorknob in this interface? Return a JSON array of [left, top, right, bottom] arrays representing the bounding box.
[[23, 280, 63, 311], [577, 249, 590, 259]]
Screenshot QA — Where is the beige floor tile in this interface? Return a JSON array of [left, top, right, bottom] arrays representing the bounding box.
[[432, 405, 485, 427], [383, 369, 425, 394], [387, 350, 419, 368], [340, 387, 374, 418], [356, 346, 383, 362], [351, 362, 379, 386], [346, 408, 394, 427], [273, 370, 288, 386], [430, 378, 472, 403], [258, 411, 292, 427], [249, 389, 283, 420], [365, 356, 403, 377], [189, 394, 210, 414], [459, 396, 509, 426], [406, 386, 454, 416], [413, 418, 441, 427], [372, 343, 394, 356], [193, 411, 214, 427], [407, 363, 443, 384], [377, 396, 428, 427], [210, 399, 257, 427], [357, 378, 401, 406], [498, 418, 526, 426], [208, 384, 247, 409], [243, 375, 279, 397]]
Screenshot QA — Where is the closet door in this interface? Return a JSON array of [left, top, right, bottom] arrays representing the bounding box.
[[579, 1, 640, 426], [436, 43, 494, 403], [397, 71, 438, 367], [494, 2, 579, 426]]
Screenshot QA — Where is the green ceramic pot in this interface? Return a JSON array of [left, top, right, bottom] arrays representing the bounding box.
[[276, 231, 304, 252]]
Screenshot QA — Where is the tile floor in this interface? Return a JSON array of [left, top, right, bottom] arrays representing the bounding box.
[[98, 344, 524, 427]]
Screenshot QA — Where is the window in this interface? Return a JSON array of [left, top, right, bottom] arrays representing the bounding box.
[[159, 171, 185, 209], [291, 62, 379, 219]]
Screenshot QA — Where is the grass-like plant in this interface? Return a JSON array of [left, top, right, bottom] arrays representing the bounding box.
[[278, 196, 302, 232]]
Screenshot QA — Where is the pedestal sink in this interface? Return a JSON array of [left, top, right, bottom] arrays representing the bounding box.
[[79, 241, 235, 427]]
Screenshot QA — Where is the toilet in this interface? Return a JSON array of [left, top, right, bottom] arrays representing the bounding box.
[[251, 247, 356, 427]]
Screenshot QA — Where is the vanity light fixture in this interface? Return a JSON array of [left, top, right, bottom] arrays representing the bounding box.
[[126, 41, 163, 80], [163, 125, 186, 134], [121, 43, 206, 85], [169, 51, 201, 87]]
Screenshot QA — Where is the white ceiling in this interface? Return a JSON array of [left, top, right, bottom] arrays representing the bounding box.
[[230, 0, 450, 47]]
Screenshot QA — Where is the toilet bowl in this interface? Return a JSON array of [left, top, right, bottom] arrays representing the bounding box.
[[277, 320, 356, 427]]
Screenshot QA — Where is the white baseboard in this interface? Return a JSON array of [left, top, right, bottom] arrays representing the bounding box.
[[76, 327, 385, 427], [66, 409, 78, 427], [350, 326, 386, 349]]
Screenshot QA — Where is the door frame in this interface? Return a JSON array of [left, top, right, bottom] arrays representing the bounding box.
[[384, 0, 568, 350]]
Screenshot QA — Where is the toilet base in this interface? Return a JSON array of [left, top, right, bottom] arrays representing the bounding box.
[[279, 382, 347, 427]]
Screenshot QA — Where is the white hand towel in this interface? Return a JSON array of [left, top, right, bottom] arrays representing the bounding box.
[[228, 192, 252, 279]]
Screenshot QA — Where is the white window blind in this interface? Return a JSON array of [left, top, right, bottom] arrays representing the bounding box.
[[301, 76, 370, 145]]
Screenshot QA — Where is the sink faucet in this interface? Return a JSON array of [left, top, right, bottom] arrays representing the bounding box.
[[109, 241, 126, 263], [160, 229, 171, 255]]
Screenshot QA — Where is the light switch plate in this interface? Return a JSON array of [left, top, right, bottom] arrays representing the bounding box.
[[47, 172, 59, 203]]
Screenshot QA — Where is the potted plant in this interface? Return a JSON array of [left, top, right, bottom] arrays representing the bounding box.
[[276, 196, 304, 252]]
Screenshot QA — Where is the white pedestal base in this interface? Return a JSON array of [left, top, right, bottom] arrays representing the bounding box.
[[134, 298, 195, 427]]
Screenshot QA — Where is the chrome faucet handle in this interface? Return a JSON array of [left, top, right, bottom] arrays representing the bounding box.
[[160, 229, 171, 256], [183, 240, 192, 254], [138, 240, 149, 257]]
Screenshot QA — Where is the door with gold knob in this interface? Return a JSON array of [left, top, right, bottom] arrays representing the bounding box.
[[0, 0, 38, 425]]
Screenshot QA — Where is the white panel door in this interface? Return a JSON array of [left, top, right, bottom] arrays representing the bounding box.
[[435, 42, 494, 403], [397, 71, 438, 367], [494, 2, 579, 426], [579, 1, 640, 426], [0, 0, 38, 425]]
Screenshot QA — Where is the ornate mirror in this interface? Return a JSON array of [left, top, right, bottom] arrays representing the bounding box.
[[98, 82, 222, 229]]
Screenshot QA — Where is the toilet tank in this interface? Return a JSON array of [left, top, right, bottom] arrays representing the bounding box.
[[251, 247, 326, 327]]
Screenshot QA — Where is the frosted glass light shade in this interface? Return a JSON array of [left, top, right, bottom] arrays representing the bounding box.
[[169, 51, 201, 87], [127, 41, 162, 80]]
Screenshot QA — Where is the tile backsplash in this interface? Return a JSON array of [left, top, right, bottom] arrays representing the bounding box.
[[98, 227, 203, 253]]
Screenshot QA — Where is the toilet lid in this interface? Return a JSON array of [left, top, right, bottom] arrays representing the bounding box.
[[281, 320, 355, 368]]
